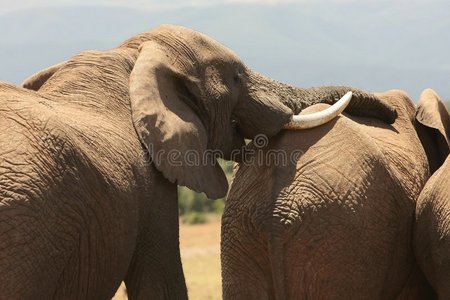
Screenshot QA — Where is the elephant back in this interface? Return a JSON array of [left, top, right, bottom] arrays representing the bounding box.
[[224, 93, 429, 298]]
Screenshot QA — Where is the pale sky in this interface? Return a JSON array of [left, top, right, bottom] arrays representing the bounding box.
[[1, 0, 448, 99], [0, 0, 443, 14]]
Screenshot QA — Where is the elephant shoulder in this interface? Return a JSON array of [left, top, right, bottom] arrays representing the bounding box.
[[271, 114, 386, 161], [0, 88, 98, 180], [417, 156, 450, 211], [0, 97, 81, 204]]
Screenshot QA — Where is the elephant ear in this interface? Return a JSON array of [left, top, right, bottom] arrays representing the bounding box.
[[21, 61, 66, 91], [416, 88, 450, 172], [129, 40, 228, 199]]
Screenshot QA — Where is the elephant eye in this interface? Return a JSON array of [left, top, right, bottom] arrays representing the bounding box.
[[233, 69, 244, 84], [233, 74, 240, 84], [231, 114, 238, 127]]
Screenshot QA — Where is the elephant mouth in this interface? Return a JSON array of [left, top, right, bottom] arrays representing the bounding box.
[[218, 115, 245, 161]]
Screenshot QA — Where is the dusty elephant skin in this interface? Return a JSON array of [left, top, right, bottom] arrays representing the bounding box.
[[0, 24, 395, 299], [221, 89, 448, 299], [414, 89, 450, 299]]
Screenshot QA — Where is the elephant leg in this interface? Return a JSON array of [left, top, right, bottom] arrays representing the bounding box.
[[124, 178, 187, 300], [124, 225, 187, 300], [394, 265, 436, 300], [221, 245, 272, 299], [436, 285, 450, 299], [221, 218, 274, 300]]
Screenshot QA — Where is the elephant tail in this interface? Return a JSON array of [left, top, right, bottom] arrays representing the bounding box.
[[268, 230, 287, 300]]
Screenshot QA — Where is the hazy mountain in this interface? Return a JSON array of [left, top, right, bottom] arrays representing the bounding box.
[[1, 2, 449, 99]]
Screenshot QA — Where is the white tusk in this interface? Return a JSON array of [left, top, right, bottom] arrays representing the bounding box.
[[283, 91, 352, 130]]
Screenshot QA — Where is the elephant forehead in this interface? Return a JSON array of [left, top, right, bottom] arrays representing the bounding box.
[[124, 24, 241, 66], [155, 24, 240, 58]]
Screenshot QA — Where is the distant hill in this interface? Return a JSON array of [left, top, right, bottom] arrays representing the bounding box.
[[1, 3, 450, 99]]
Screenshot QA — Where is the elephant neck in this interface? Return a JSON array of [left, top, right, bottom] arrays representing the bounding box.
[[38, 48, 137, 115]]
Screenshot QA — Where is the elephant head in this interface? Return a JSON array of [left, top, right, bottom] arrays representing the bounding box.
[[415, 88, 450, 173], [22, 24, 397, 199]]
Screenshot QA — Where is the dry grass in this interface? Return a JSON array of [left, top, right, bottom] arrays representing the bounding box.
[[180, 215, 222, 300], [112, 215, 222, 299]]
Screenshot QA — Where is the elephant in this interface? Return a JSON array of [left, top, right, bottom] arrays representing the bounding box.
[[0, 24, 396, 299], [221, 89, 447, 299], [414, 89, 450, 299]]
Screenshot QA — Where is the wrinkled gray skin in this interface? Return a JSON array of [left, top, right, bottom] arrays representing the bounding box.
[[414, 90, 450, 299], [222, 89, 448, 299], [0, 24, 395, 299]]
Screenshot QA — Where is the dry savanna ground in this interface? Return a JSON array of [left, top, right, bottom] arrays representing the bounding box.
[[112, 215, 222, 300]]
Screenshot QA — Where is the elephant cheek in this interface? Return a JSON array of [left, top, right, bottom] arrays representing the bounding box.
[[207, 124, 244, 162], [222, 130, 245, 162]]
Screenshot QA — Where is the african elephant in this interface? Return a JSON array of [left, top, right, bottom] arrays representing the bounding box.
[[221, 89, 446, 299], [414, 89, 450, 299], [0, 24, 395, 299]]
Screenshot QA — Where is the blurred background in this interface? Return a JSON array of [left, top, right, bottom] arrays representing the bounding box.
[[1, 0, 449, 299], [2, 0, 450, 100]]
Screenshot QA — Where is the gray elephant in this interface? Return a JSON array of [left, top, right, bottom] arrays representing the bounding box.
[[0, 24, 394, 299], [221, 89, 446, 299], [414, 89, 450, 299]]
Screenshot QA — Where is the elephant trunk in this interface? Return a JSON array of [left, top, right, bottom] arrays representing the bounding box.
[[234, 71, 397, 139], [253, 72, 397, 122], [233, 71, 294, 138], [284, 91, 353, 129], [291, 85, 397, 124]]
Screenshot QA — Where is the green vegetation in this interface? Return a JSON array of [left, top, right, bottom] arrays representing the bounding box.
[[178, 159, 234, 223], [181, 212, 208, 225]]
